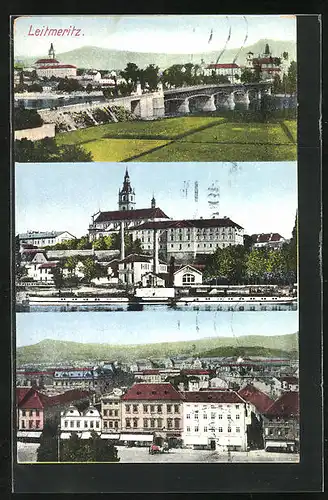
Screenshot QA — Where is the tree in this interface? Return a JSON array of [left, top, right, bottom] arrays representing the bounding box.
[[86, 83, 93, 93], [64, 255, 79, 276], [120, 63, 140, 87], [92, 235, 112, 250], [265, 43, 271, 55], [287, 61, 297, 95], [245, 248, 267, 284], [37, 422, 58, 462], [28, 83, 43, 92], [57, 78, 83, 92], [15, 138, 93, 162], [61, 431, 120, 462], [140, 64, 160, 91], [14, 108, 44, 131], [51, 266, 64, 290], [81, 258, 105, 283]]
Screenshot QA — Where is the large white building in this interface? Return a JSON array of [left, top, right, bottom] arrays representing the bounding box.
[[19, 230, 76, 248], [181, 391, 251, 451], [88, 169, 244, 261], [60, 405, 102, 438], [204, 63, 242, 84], [34, 43, 77, 79]]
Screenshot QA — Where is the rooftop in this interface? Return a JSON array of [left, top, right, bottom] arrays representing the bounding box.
[[135, 218, 243, 231], [122, 383, 183, 401], [94, 208, 169, 223], [264, 391, 299, 417], [238, 384, 274, 413], [183, 390, 245, 404]]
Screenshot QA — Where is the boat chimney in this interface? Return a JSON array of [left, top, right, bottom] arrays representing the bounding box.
[[153, 228, 159, 276], [120, 222, 125, 260]]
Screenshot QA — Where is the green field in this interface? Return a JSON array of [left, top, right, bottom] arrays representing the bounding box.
[[54, 116, 297, 162], [17, 333, 298, 364]]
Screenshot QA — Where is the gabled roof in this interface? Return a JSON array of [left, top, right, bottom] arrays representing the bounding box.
[[122, 383, 183, 401], [251, 233, 284, 243], [19, 231, 72, 240], [135, 218, 243, 231], [94, 208, 169, 223], [238, 384, 274, 413], [174, 265, 202, 276], [38, 64, 77, 69], [35, 58, 60, 64], [264, 391, 299, 417], [183, 391, 245, 404]]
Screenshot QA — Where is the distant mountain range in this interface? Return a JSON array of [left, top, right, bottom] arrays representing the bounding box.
[[15, 39, 296, 71], [17, 333, 298, 364]]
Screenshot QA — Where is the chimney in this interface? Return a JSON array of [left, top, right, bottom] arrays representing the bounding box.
[[153, 229, 159, 276], [120, 222, 125, 261]]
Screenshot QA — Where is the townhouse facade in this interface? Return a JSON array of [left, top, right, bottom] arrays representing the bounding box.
[[262, 391, 299, 452], [60, 405, 102, 436], [100, 388, 123, 432]]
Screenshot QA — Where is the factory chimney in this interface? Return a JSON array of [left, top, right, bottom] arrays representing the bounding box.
[[120, 221, 125, 261]]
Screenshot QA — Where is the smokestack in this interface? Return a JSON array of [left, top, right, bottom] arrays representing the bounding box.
[[120, 222, 125, 261], [153, 229, 159, 276]]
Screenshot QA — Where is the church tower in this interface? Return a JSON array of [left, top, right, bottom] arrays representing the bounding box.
[[118, 168, 136, 211], [48, 43, 56, 59], [151, 194, 156, 209]]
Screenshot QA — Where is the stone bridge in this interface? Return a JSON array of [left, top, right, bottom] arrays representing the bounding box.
[[164, 82, 273, 113]]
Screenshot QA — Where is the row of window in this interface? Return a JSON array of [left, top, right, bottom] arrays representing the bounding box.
[[103, 421, 119, 429], [187, 413, 241, 420], [21, 410, 40, 417], [125, 418, 181, 429], [63, 420, 100, 429], [125, 404, 180, 413], [186, 426, 241, 433], [20, 420, 41, 429], [103, 409, 119, 417], [166, 243, 232, 250]]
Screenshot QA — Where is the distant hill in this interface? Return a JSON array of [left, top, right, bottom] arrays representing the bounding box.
[[16, 39, 296, 70], [16, 333, 298, 365]]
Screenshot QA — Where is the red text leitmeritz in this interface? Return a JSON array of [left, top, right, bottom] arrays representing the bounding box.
[[28, 25, 83, 37]]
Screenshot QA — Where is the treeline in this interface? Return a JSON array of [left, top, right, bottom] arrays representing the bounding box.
[[15, 138, 93, 162], [44, 234, 142, 253], [204, 242, 296, 285]]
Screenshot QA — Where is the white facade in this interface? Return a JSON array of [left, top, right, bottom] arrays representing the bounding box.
[[24, 252, 57, 282], [19, 231, 76, 248], [182, 394, 251, 450], [204, 64, 242, 84], [60, 405, 102, 434], [173, 265, 202, 287], [118, 256, 167, 285]]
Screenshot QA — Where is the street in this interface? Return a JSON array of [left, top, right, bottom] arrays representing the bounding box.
[[17, 442, 299, 464]]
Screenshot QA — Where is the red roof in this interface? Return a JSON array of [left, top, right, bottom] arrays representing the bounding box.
[[181, 370, 211, 375], [38, 262, 57, 269], [135, 218, 243, 231], [36, 58, 60, 64], [238, 384, 274, 413], [47, 389, 92, 406], [183, 391, 245, 404], [122, 383, 183, 401], [251, 233, 284, 243], [17, 388, 49, 410], [17, 387, 92, 409], [95, 208, 169, 223], [207, 63, 240, 69], [16, 387, 32, 404], [265, 391, 299, 417], [38, 64, 77, 69]]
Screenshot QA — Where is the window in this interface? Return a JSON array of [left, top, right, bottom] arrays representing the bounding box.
[[126, 419, 131, 428], [133, 404, 138, 413], [109, 410, 113, 416], [194, 426, 199, 432], [84, 421, 88, 428], [182, 274, 195, 285], [114, 421, 118, 428], [235, 405, 239, 409], [204, 426, 208, 432], [167, 405, 172, 413], [36, 410, 40, 417], [64, 421, 68, 428], [21, 421, 25, 428], [104, 421, 108, 428], [109, 421, 113, 428], [227, 414, 231, 420], [236, 414, 240, 420], [70, 420, 74, 428], [29, 421, 33, 429], [174, 405, 180, 413], [218, 414, 222, 419], [167, 418, 173, 429], [179, 244, 182, 250], [157, 418, 163, 428], [195, 413, 199, 420], [90, 421, 94, 428], [133, 419, 138, 428], [211, 412, 215, 419], [143, 405, 148, 413], [236, 427, 240, 433], [144, 419, 148, 428], [203, 414, 207, 419], [96, 421, 100, 428], [186, 426, 191, 432], [125, 404, 131, 413], [186, 414, 190, 419], [157, 405, 162, 413], [150, 419, 155, 428], [174, 418, 180, 429], [114, 410, 118, 417], [228, 427, 232, 433], [150, 405, 155, 413], [103, 409, 108, 417], [22, 410, 26, 417], [218, 427, 223, 432]]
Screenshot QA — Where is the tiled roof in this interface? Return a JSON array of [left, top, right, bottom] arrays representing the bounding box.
[[19, 231, 63, 240], [251, 233, 284, 243], [48, 389, 92, 406], [135, 218, 243, 231], [35, 58, 60, 64], [207, 63, 240, 69], [17, 388, 49, 409], [181, 370, 211, 375], [264, 391, 299, 417], [38, 64, 77, 69], [94, 208, 169, 223], [183, 391, 245, 404], [238, 384, 274, 413], [174, 265, 202, 276], [16, 387, 32, 404], [122, 383, 183, 401]]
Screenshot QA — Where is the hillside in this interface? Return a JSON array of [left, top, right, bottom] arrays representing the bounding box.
[[16, 333, 298, 365], [16, 39, 296, 70]]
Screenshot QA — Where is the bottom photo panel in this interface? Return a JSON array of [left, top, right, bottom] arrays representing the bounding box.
[[16, 309, 299, 464]]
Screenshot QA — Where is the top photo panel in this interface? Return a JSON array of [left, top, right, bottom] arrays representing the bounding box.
[[13, 15, 297, 163]]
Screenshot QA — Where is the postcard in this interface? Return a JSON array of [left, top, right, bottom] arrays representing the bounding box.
[[10, 13, 323, 495]]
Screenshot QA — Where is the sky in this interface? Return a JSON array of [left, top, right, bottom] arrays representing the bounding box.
[[15, 161, 297, 239], [15, 310, 298, 347], [13, 15, 296, 57]]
